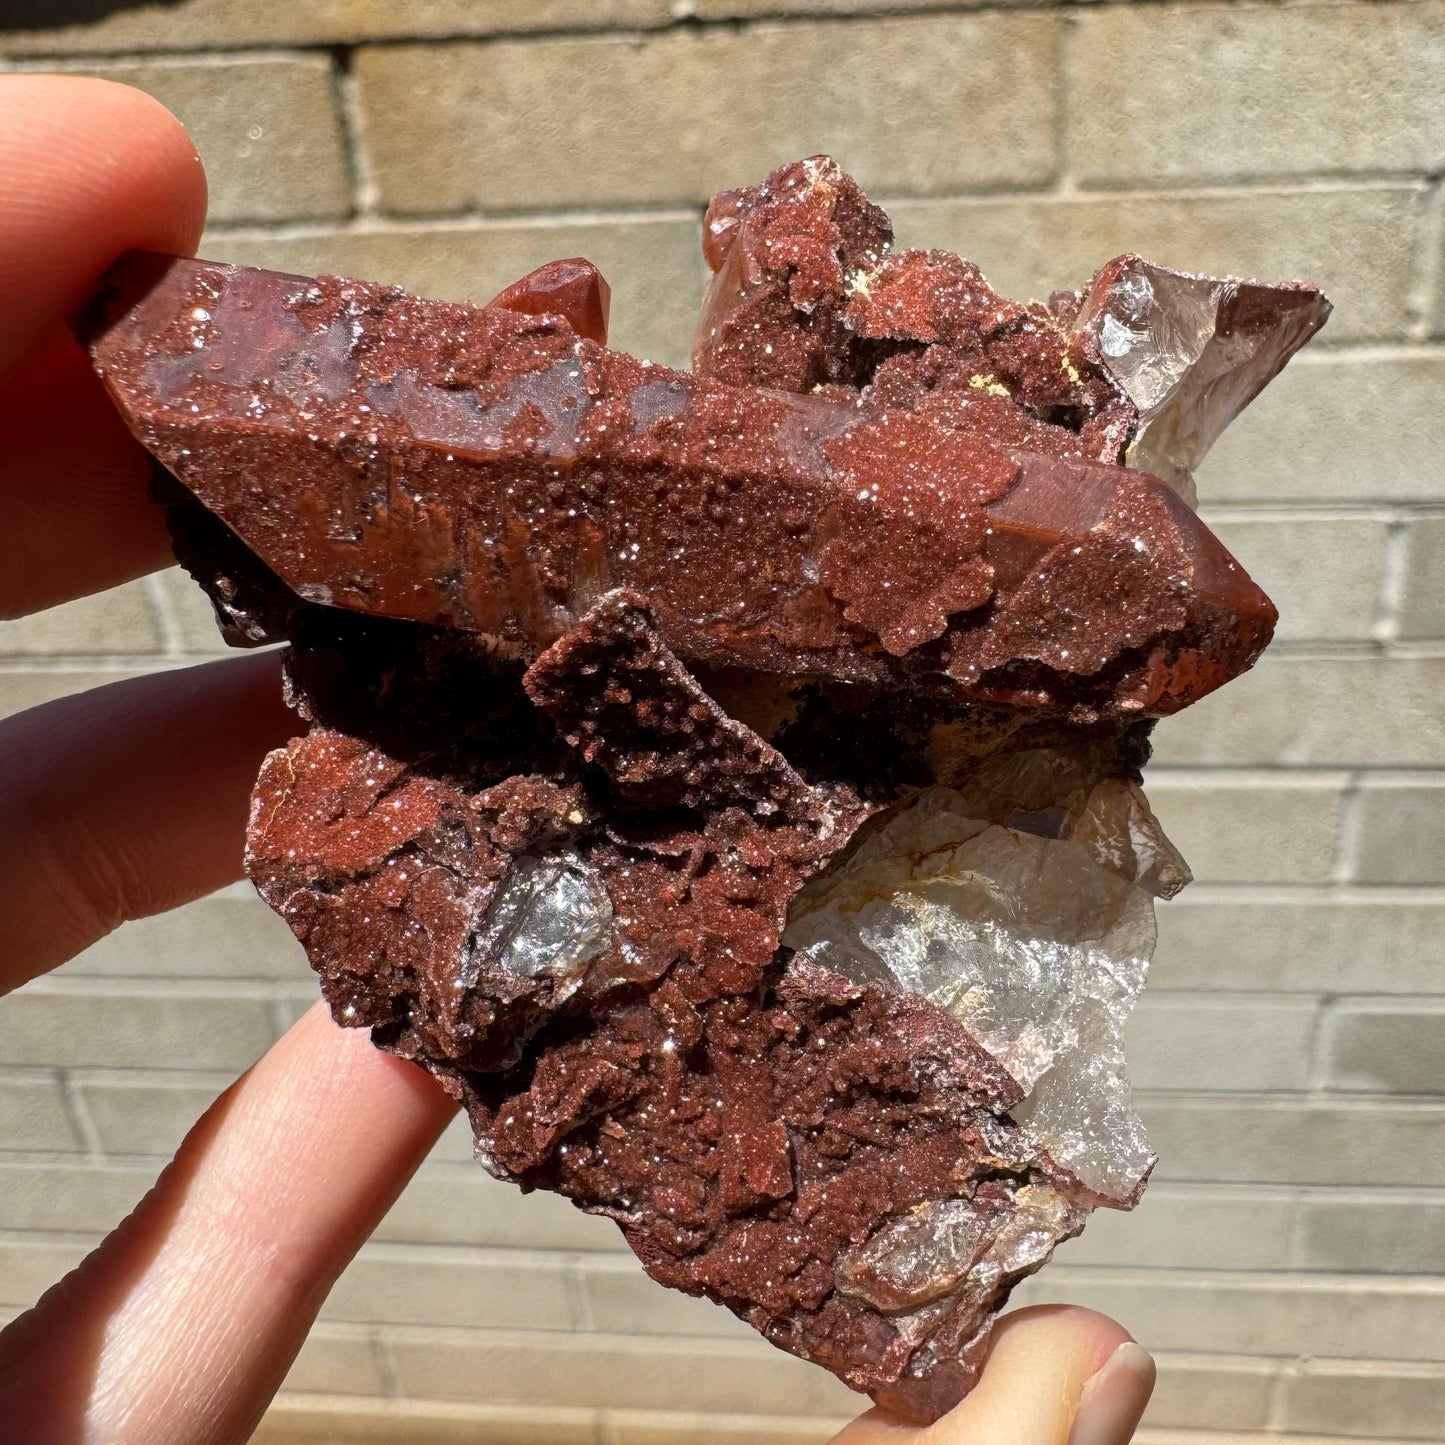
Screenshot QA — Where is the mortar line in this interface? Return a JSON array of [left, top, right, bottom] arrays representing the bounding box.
[[1407, 172, 1444, 341], [266, 994, 297, 1043], [1330, 771, 1369, 889], [563, 1252, 597, 1332], [371, 1328, 402, 1398], [330, 44, 379, 220], [1052, 3, 1076, 199], [193, 175, 1445, 239], [1374, 514, 1414, 644], [55, 1067, 105, 1162], [142, 572, 185, 659], [1264, 1352, 1299, 1433]]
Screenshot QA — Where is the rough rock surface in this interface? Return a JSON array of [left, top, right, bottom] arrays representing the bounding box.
[[82, 156, 1327, 1422]]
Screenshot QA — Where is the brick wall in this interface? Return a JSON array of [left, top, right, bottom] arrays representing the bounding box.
[[2, 2, 1443, 1440]]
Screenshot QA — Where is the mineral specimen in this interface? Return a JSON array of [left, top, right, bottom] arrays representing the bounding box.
[[82, 155, 1329, 1423]]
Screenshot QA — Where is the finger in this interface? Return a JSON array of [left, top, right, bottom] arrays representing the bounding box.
[[831, 1305, 1155, 1445], [0, 338, 175, 618], [0, 1001, 457, 1445], [0, 75, 206, 382], [0, 74, 207, 613], [0, 653, 297, 989]]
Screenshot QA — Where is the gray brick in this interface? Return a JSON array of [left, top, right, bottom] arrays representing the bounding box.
[[1150, 655, 1445, 768], [1280, 1359, 1445, 1440], [1140, 1095, 1445, 1187], [429, 1110, 479, 1165], [1127, 996, 1317, 1093], [691, 0, 1029, 12], [1142, 1353, 1278, 1431], [1069, 2, 1445, 186], [1203, 352, 1445, 504], [1399, 517, 1445, 639], [578, 1255, 765, 1341], [0, 1237, 94, 1311], [1153, 892, 1445, 994], [205, 215, 704, 371], [1322, 1000, 1445, 1096], [602, 1413, 843, 1445], [0, 0, 670, 54], [355, 17, 1060, 214], [0, 580, 162, 657], [1146, 772, 1345, 886], [888, 187, 1423, 344], [1034, 1183, 1295, 1272], [282, 1328, 386, 1397], [387, 1327, 859, 1416], [0, 986, 276, 1070], [1298, 1192, 1445, 1274], [321, 1245, 572, 1331], [255, 1398, 605, 1445], [1352, 777, 1445, 883], [57, 893, 307, 981], [376, 1162, 621, 1251], [0, 1160, 159, 1233], [40, 56, 350, 224], [1021, 1265, 1445, 1362], [1206, 515, 1386, 643], [75, 1074, 229, 1156], [153, 568, 232, 656], [0, 1072, 82, 1153]]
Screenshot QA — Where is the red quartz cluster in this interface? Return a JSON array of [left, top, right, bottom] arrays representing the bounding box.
[[83, 157, 1327, 1422]]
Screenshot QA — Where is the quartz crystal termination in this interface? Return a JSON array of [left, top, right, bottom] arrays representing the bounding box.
[[82, 156, 1328, 1424]]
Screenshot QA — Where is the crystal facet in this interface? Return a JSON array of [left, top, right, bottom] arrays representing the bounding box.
[[472, 854, 614, 986], [1075, 255, 1331, 505], [784, 773, 1161, 1204]]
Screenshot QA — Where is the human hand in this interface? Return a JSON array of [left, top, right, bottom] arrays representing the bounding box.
[[0, 74, 459, 1443], [0, 73, 1154, 1444]]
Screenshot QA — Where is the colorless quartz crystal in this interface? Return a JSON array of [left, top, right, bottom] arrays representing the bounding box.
[[1076, 255, 1333, 508], [471, 854, 614, 989], [784, 756, 1187, 1205]]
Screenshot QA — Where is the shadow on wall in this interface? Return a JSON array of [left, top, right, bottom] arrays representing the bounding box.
[[2, 0, 184, 27]]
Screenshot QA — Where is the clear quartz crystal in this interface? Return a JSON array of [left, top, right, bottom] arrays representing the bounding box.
[[837, 1196, 1008, 1312], [784, 773, 1174, 1204], [1078, 256, 1330, 508], [470, 854, 613, 987]]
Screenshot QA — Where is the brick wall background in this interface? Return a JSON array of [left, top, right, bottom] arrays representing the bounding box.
[[2, 1, 1443, 1440]]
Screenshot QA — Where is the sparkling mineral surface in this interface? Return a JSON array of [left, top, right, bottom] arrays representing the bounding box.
[[82, 155, 1327, 1424]]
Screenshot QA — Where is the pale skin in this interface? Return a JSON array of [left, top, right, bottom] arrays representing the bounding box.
[[0, 75, 1156, 1445]]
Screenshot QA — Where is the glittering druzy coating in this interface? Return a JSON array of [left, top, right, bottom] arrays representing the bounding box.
[[82, 156, 1328, 1424], [85, 238, 1284, 722]]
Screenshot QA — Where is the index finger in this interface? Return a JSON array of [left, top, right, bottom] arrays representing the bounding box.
[[0, 74, 206, 383], [0, 75, 208, 615]]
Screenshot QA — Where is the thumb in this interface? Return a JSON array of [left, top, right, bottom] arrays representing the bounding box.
[[831, 1305, 1156, 1445]]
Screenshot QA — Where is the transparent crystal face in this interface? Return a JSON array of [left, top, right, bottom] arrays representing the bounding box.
[[1080, 257, 1330, 509], [471, 854, 614, 986], [784, 772, 1177, 1204]]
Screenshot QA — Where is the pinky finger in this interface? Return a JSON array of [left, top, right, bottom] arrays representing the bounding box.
[[0, 1003, 456, 1445]]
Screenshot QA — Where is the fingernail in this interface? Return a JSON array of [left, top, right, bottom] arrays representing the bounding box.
[[1067, 1341, 1156, 1445]]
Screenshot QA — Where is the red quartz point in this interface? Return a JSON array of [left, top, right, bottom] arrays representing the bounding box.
[[83, 251, 1275, 722], [485, 258, 611, 345]]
